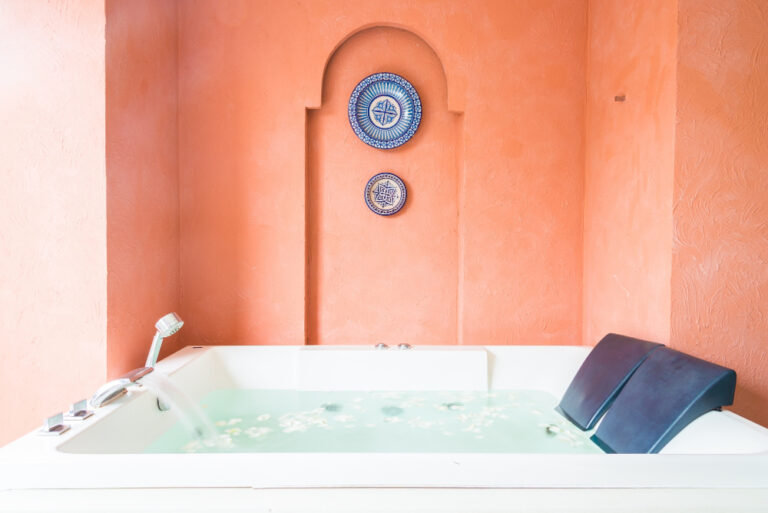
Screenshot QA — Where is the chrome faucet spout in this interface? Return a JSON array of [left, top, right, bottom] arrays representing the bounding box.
[[90, 366, 153, 408]]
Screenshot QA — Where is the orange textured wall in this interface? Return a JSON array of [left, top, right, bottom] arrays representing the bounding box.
[[106, 0, 181, 376], [0, 1, 106, 445], [672, 0, 768, 427], [178, 0, 587, 347], [308, 27, 460, 345], [583, 0, 676, 345], [459, 3, 586, 346]]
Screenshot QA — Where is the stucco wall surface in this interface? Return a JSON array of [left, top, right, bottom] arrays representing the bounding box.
[[106, 0, 181, 377], [583, 0, 676, 345], [177, 0, 587, 348], [308, 27, 461, 345], [672, 0, 768, 427], [0, 0, 106, 445]]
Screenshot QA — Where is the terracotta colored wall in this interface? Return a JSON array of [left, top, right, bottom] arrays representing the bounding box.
[[178, 0, 587, 347], [308, 27, 460, 345], [459, 3, 586, 346], [583, 0, 676, 345], [106, 0, 180, 376], [0, 1, 106, 445], [672, 0, 768, 426]]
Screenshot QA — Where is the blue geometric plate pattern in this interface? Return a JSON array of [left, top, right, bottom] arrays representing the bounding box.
[[348, 73, 422, 150], [364, 172, 407, 216]]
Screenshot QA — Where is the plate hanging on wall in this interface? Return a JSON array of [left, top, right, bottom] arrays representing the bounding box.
[[364, 172, 407, 216], [348, 73, 422, 150]]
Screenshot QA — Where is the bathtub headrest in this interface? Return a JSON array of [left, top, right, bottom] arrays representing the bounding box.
[[556, 333, 663, 430], [590, 347, 736, 454]]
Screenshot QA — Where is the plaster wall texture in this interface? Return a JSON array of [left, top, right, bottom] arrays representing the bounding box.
[[106, 0, 181, 377], [672, 0, 768, 427], [308, 27, 461, 345], [583, 0, 677, 345], [177, 0, 587, 348], [0, 0, 106, 445]]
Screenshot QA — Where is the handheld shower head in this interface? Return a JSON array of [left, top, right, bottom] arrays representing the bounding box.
[[146, 312, 184, 368], [155, 312, 184, 337]]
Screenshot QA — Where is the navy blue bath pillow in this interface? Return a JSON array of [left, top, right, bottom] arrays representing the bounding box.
[[556, 333, 663, 430], [591, 347, 736, 454]]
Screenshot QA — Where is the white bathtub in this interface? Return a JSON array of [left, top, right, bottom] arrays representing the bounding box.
[[2, 345, 768, 512]]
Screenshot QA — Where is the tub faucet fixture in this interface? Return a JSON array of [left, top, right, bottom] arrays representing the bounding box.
[[91, 313, 184, 408], [146, 312, 184, 368]]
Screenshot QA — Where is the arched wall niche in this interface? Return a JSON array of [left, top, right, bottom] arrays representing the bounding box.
[[305, 23, 465, 113], [306, 25, 465, 345]]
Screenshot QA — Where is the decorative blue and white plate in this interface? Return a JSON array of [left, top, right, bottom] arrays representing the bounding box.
[[348, 73, 422, 150], [364, 172, 407, 216]]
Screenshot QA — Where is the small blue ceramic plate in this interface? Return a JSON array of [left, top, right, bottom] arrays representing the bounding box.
[[364, 172, 407, 216], [348, 73, 422, 149]]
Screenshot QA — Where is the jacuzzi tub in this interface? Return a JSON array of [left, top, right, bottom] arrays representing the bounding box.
[[2, 345, 768, 512]]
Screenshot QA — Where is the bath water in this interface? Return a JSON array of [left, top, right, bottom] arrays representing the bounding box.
[[144, 389, 602, 454]]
